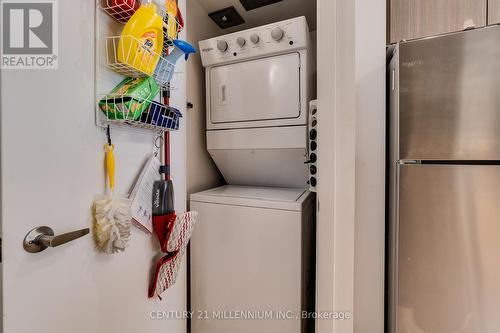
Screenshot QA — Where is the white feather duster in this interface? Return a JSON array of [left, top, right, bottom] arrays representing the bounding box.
[[94, 195, 131, 253], [93, 144, 132, 254]]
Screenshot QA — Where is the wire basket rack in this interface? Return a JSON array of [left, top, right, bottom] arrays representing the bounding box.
[[100, 0, 141, 23], [97, 0, 184, 132], [100, 0, 184, 36], [98, 93, 182, 131], [105, 35, 176, 89], [159, 7, 184, 52]]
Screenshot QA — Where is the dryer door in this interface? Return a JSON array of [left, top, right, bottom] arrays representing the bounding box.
[[209, 52, 301, 126]]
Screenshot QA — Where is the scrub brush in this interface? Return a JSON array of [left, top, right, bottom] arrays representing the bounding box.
[[93, 142, 132, 254]]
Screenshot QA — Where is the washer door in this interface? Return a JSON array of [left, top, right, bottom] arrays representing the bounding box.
[[209, 52, 301, 125]]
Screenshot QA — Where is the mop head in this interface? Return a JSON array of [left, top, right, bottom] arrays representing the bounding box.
[[93, 194, 132, 254]]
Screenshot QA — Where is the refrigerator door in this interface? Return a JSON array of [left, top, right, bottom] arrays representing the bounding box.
[[396, 164, 500, 333], [398, 26, 500, 160]]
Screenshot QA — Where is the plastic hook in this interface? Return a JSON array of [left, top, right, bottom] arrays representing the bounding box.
[[155, 134, 164, 149], [106, 125, 112, 146], [154, 134, 164, 157]]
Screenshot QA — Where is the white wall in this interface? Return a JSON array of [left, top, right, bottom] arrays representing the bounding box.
[[186, 0, 224, 200], [353, 0, 386, 332], [316, 0, 386, 332]]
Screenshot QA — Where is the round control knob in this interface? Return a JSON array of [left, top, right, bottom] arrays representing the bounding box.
[[217, 40, 228, 52], [271, 27, 284, 41], [250, 34, 260, 44], [310, 153, 317, 163], [309, 129, 317, 140], [237, 37, 246, 47], [310, 177, 317, 187], [310, 165, 317, 175], [310, 141, 317, 151]]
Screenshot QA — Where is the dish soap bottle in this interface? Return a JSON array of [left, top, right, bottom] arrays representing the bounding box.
[[118, 2, 164, 75]]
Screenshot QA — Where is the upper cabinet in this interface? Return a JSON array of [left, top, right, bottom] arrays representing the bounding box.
[[488, 0, 500, 25], [388, 0, 487, 44]]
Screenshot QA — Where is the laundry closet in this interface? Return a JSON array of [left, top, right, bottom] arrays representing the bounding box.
[[185, 2, 317, 333]]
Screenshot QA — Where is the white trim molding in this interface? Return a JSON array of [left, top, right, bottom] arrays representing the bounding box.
[[316, 0, 356, 332], [316, 0, 386, 332]]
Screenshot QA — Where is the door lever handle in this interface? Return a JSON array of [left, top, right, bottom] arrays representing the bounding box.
[[23, 226, 89, 253]]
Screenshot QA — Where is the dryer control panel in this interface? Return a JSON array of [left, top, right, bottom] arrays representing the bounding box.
[[200, 16, 310, 67]]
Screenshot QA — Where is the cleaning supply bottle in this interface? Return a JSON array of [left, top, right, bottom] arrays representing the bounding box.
[[155, 39, 195, 84], [169, 39, 196, 62], [165, 0, 178, 40], [118, 2, 164, 75]]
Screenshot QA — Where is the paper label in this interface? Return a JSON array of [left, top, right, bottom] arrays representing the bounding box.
[[130, 156, 161, 233]]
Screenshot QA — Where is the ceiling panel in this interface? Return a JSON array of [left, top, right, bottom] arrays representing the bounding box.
[[194, 0, 317, 33]]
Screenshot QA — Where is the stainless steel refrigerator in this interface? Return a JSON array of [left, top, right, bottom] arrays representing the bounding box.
[[388, 26, 500, 333]]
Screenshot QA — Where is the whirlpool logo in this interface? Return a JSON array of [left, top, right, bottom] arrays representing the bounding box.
[[1, 0, 58, 69]]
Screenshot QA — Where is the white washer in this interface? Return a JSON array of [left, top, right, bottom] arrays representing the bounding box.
[[190, 185, 315, 333]]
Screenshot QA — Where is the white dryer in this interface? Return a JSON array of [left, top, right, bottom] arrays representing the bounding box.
[[199, 16, 315, 188], [190, 186, 315, 333]]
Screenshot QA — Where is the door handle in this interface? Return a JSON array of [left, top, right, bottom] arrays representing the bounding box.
[[23, 226, 89, 253], [219, 84, 227, 105]]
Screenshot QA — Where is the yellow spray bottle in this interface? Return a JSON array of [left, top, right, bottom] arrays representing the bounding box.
[[165, 0, 178, 40], [118, 1, 164, 75]]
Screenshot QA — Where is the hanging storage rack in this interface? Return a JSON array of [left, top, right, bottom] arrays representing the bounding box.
[[104, 35, 177, 89], [100, 0, 183, 89], [99, 93, 182, 131], [96, 0, 185, 132]]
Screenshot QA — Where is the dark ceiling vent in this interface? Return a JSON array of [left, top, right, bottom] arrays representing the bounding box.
[[239, 0, 283, 11], [208, 6, 245, 29]]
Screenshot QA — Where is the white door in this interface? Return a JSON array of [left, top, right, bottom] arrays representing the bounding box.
[[209, 53, 301, 124], [0, 0, 187, 332]]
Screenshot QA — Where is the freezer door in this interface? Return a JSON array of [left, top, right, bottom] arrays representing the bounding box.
[[396, 164, 500, 333], [208, 53, 301, 125], [398, 26, 500, 160]]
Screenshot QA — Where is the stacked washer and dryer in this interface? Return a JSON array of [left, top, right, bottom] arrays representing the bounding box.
[[190, 17, 316, 333]]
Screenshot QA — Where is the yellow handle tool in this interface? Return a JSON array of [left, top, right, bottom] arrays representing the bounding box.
[[106, 144, 115, 192]]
